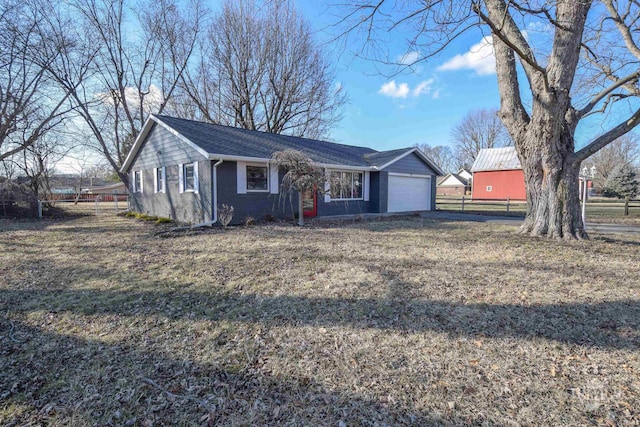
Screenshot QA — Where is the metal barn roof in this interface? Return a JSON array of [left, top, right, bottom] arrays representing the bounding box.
[[471, 146, 521, 172]]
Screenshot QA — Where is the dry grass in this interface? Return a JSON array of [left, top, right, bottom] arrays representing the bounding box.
[[1, 213, 639, 426]]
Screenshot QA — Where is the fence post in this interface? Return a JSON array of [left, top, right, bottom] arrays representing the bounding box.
[[37, 200, 43, 219], [461, 196, 465, 213], [625, 196, 630, 216], [506, 197, 510, 214], [114, 191, 119, 214]]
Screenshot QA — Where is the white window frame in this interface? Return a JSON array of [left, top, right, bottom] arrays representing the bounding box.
[[486, 185, 493, 192], [179, 162, 199, 194], [133, 170, 143, 193], [328, 170, 365, 201], [154, 167, 166, 193], [237, 161, 277, 194]]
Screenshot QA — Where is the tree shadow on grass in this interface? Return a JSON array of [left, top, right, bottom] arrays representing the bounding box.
[[0, 319, 476, 426], [2, 284, 638, 350]]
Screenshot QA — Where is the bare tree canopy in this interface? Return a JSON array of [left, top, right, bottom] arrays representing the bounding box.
[[0, 0, 72, 162], [450, 108, 511, 169], [180, 0, 346, 140], [40, 0, 205, 186], [414, 143, 457, 174], [336, 0, 640, 239]]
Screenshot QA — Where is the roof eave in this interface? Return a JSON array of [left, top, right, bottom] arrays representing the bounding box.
[[207, 154, 376, 171], [377, 147, 445, 176], [121, 115, 211, 174], [120, 115, 156, 174]]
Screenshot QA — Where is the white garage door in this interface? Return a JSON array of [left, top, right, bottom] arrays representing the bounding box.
[[388, 174, 431, 212]]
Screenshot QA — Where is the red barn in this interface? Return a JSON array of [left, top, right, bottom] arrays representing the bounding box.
[[471, 147, 526, 200]]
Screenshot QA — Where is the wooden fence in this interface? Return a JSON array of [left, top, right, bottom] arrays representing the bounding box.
[[47, 193, 128, 202], [437, 196, 640, 217], [436, 196, 526, 215]]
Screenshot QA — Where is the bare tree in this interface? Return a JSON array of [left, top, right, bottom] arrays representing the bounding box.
[[271, 149, 345, 226], [587, 133, 640, 192], [11, 130, 70, 200], [337, 1, 640, 239], [42, 0, 205, 186], [415, 143, 457, 174], [181, 0, 346, 139], [450, 108, 511, 168], [0, 0, 72, 162]]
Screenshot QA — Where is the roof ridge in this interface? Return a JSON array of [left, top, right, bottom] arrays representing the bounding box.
[[155, 114, 376, 153]]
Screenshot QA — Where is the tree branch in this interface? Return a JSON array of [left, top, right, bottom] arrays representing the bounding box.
[[574, 107, 640, 163]]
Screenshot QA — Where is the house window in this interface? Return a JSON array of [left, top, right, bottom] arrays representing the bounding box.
[[330, 171, 363, 200], [246, 165, 268, 191], [154, 167, 165, 193], [486, 185, 493, 192], [183, 164, 195, 192], [133, 170, 143, 193]]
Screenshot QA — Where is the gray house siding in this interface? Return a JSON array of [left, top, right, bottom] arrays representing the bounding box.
[[215, 161, 379, 222], [382, 152, 436, 175], [129, 123, 206, 168], [316, 198, 372, 216], [129, 125, 211, 224], [369, 171, 388, 213], [216, 161, 293, 223]]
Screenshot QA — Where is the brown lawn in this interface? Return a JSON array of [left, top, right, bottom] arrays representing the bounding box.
[[1, 213, 639, 426]]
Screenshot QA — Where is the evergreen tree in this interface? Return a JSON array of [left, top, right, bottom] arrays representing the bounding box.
[[603, 164, 639, 199]]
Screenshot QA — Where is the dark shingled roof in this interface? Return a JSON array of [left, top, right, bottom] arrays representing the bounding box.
[[363, 148, 414, 167], [156, 115, 379, 167]]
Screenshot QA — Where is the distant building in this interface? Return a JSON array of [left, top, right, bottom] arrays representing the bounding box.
[[436, 169, 472, 196], [471, 147, 526, 200], [82, 181, 127, 195]]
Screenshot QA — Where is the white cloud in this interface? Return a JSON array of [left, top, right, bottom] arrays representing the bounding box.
[[398, 51, 421, 65], [437, 36, 496, 76], [412, 79, 434, 97], [97, 84, 164, 113], [379, 79, 439, 100], [378, 80, 410, 98]]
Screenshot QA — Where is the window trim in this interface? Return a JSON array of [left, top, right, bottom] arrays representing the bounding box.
[[133, 170, 143, 193], [154, 167, 166, 193], [179, 162, 199, 194], [328, 170, 364, 201], [245, 163, 270, 193], [486, 185, 493, 192], [183, 163, 195, 192]]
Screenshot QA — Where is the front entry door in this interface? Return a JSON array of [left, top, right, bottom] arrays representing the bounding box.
[[302, 188, 317, 217]]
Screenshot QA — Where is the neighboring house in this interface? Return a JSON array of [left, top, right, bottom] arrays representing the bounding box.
[[436, 169, 472, 196], [457, 169, 472, 181], [471, 147, 526, 200], [120, 115, 444, 224], [82, 182, 127, 195]]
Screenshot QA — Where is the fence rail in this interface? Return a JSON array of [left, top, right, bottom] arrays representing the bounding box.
[[37, 195, 129, 218], [47, 193, 128, 202], [436, 196, 526, 215], [437, 196, 640, 217]]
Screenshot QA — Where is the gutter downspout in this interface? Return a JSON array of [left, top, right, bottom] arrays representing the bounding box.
[[212, 159, 223, 223], [190, 159, 223, 228]]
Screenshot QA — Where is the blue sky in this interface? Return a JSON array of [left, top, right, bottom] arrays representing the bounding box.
[[297, 2, 502, 152]]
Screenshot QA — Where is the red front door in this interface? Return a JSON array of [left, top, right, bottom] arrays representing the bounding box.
[[302, 188, 317, 217]]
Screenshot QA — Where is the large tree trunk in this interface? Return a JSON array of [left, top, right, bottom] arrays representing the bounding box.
[[515, 118, 586, 239]]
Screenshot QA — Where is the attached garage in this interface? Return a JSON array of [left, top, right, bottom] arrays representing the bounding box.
[[387, 174, 432, 212]]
